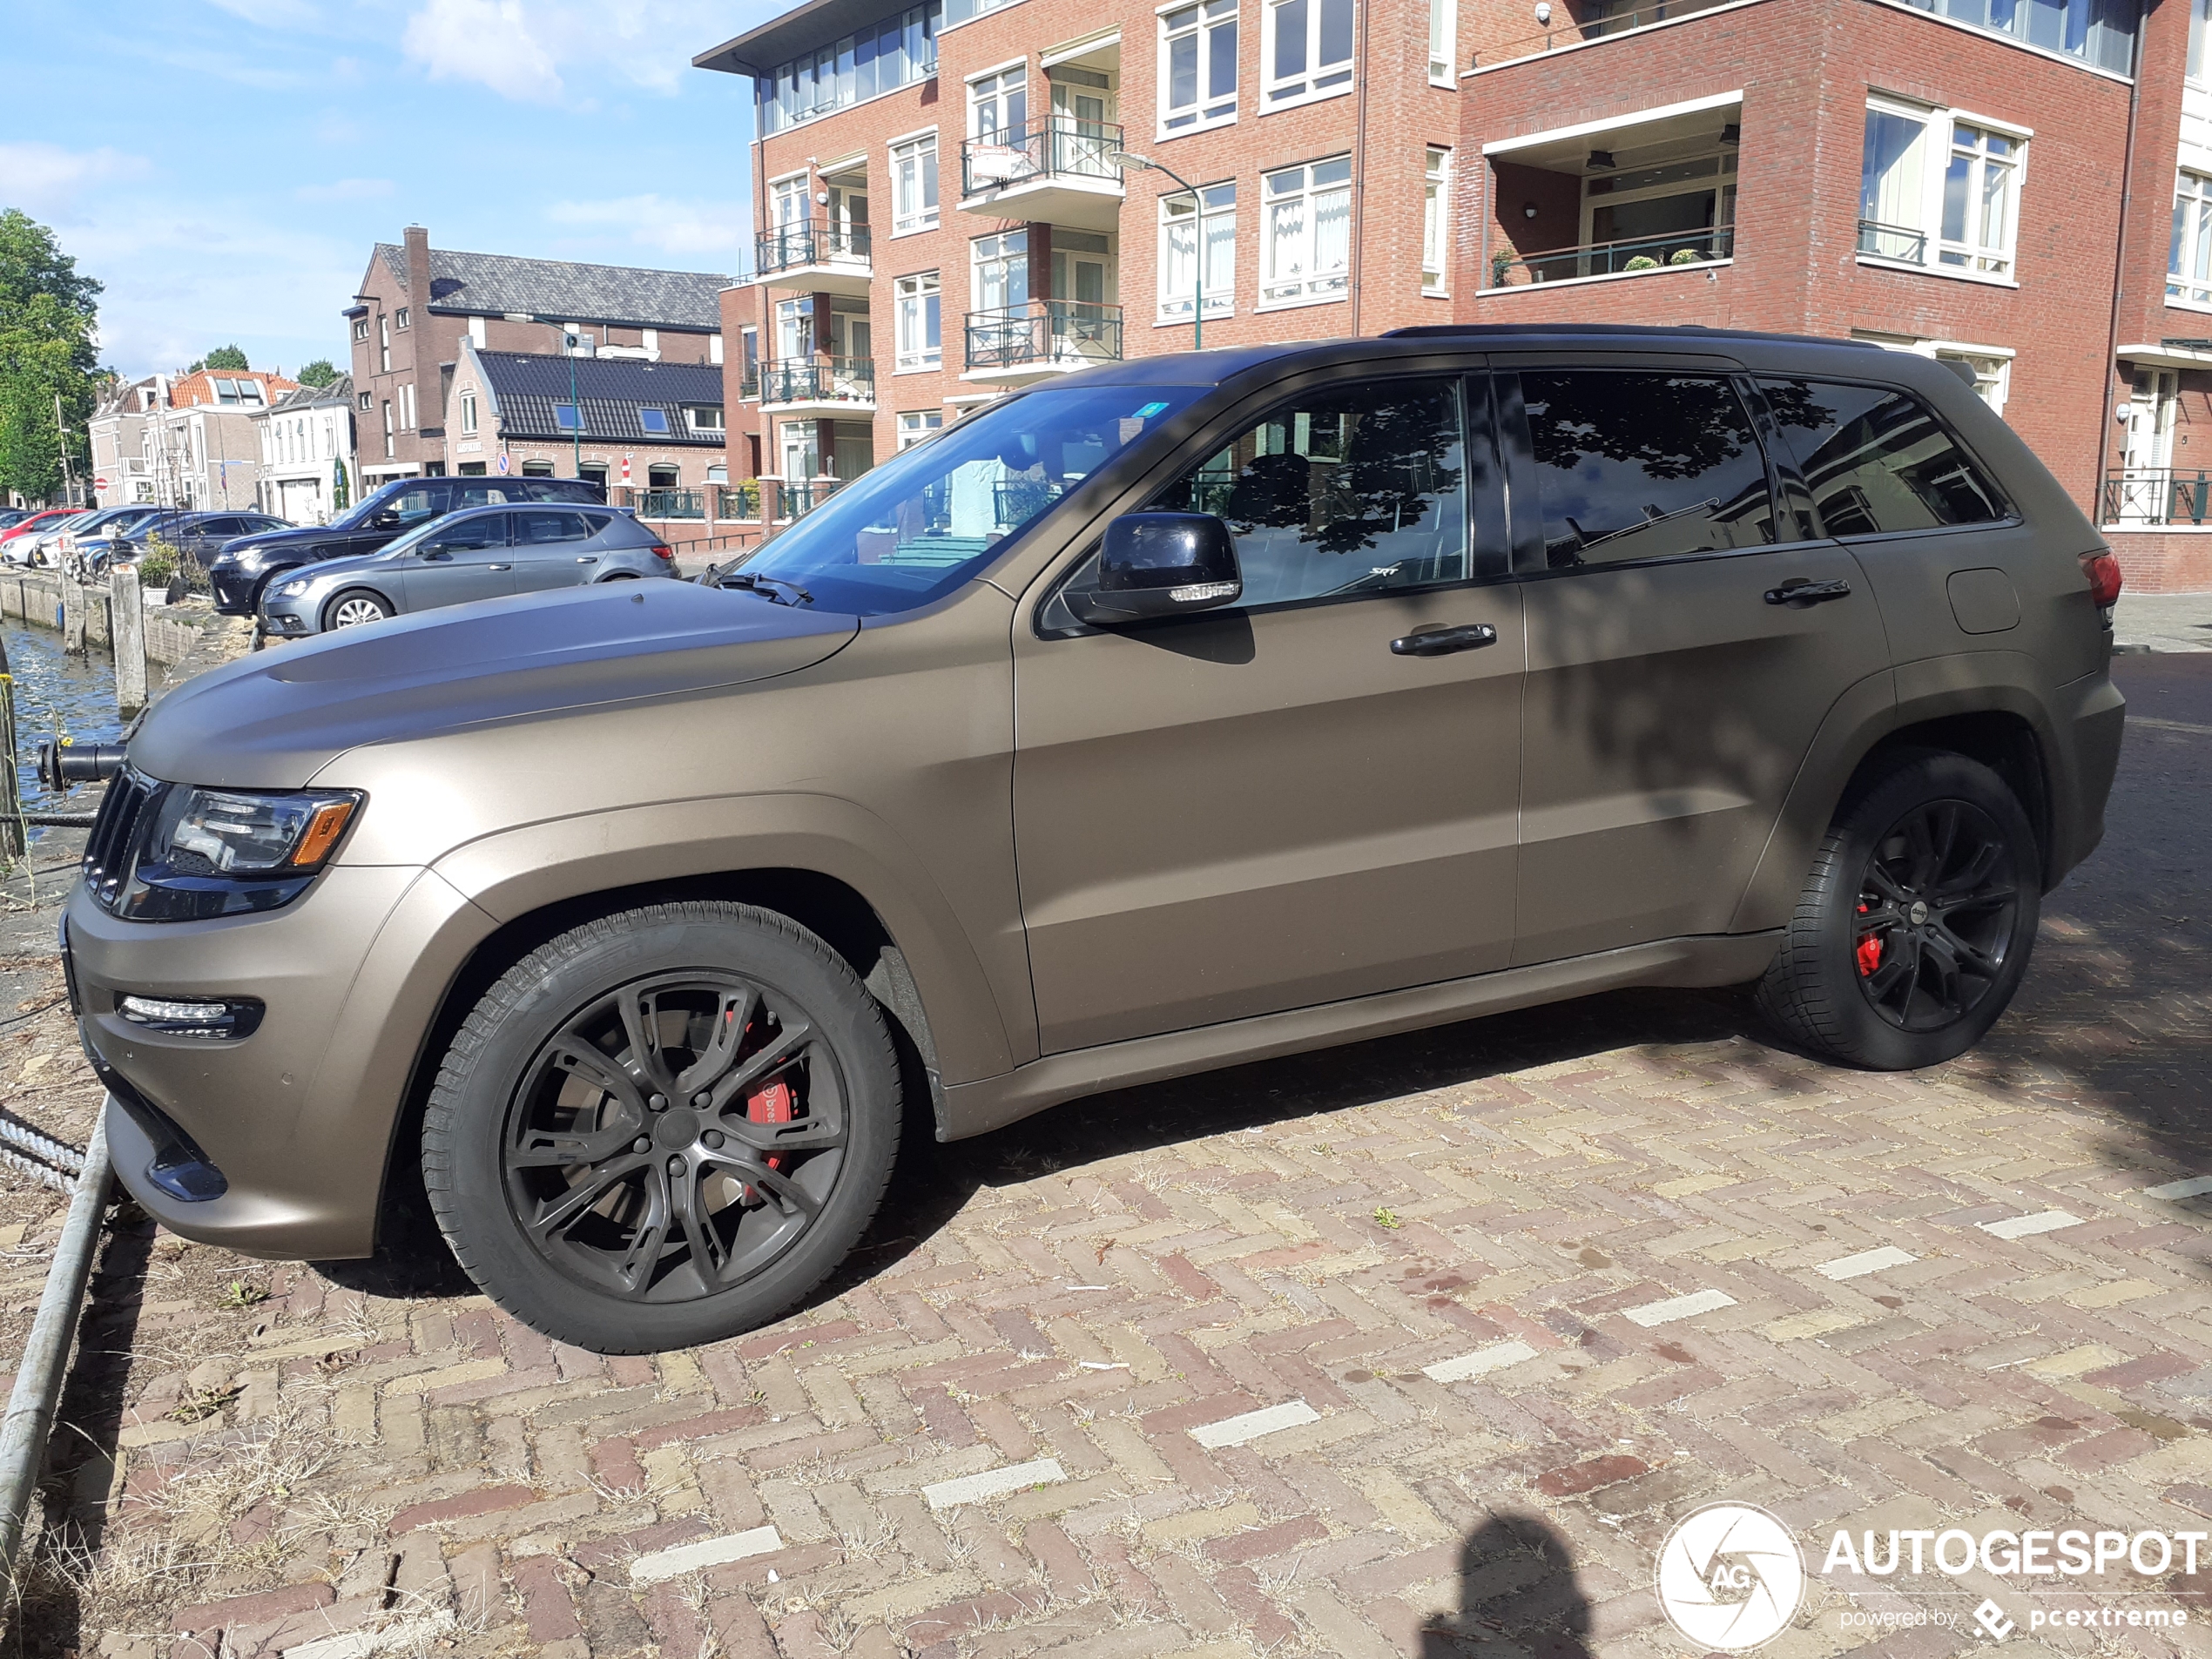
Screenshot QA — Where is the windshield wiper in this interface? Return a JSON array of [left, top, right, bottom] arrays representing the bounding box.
[[722, 571, 815, 606]]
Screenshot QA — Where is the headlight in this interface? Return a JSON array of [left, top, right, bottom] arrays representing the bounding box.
[[115, 784, 362, 921], [275, 578, 308, 597]]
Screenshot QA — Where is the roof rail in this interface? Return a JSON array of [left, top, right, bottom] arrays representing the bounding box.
[[1379, 322, 1882, 347]]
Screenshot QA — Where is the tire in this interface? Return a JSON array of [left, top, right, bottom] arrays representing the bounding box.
[[325, 589, 392, 629], [421, 900, 900, 1352], [1756, 750, 2040, 1069]]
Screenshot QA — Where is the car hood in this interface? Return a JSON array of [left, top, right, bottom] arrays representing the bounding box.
[[131, 579, 860, 788], [218, 524, 343, 563]]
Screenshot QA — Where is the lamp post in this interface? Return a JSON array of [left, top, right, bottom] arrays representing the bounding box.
[[1110, 152, 1205, 350], [503, 313, 585, 476]]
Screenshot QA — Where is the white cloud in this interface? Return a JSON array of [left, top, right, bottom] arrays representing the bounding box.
[[293, 177, 396, 202], [0, 144, 152, 222], [546, 193, 745, 261], [400, 0, 729, 103]]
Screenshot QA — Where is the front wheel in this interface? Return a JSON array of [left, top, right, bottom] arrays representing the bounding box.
[[325, 590, 392, 629], [1755, 751, 2040, 1069], [421, 901, 900, 1352]]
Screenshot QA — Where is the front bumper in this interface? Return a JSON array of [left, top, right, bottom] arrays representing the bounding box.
[[67, 860, 494, 1259], [208, 566, 266, 615]]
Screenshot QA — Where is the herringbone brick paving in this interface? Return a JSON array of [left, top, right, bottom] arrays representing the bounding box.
[[10, 653, 2212, 1659]]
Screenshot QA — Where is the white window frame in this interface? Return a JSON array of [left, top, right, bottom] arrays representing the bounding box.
[[895, 271, 943, 370], [769, 170, 811, 228], [1856, 331, 2014, 417], [399, 382, 416, 430], [898, 409, 944, 448], [469, 315, 487, 346], [395, 307, 410, 330], [968, 63, 1028, 140], [2172, 170, 2212, 310], [1262, 0, 1354, 111], [1422, 146, 1451, 293], [1858, 94, 2028, 287], [1159, 0, 1238, 138], [1158, 183, 1236, 321], [891, 131, 941, 234], [686, 405, 726, 432], [1426, 0, 1454, 84], [460, 391, 478, 435], [1258, 154, 1352, 307]]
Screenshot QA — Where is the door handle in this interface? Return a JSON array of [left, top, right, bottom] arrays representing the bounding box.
[[489, 563, 512, 570], [1391, 624, 1498, 656], [1764, 577, 1852, 607], [577, 555, 598, 563]]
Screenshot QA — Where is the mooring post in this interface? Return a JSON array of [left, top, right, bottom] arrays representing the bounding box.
[[0, 634, 20, 860], [111, 565, 148, 714], [61, 576, 85, 655]]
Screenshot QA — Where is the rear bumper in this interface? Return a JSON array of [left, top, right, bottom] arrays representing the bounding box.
[[2047, 665, 2126, 883]]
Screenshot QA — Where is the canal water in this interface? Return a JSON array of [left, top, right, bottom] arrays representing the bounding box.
[[2, 620, 125, 824]]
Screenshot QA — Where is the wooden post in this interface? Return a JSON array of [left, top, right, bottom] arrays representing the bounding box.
[[0, 634, 21, 860], [61, 577, 85, 654], [111, 566, 147, 714]]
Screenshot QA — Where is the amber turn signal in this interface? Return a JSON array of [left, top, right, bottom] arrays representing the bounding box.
[[289, 799, 358, 867]]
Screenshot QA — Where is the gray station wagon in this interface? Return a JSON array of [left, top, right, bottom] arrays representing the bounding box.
[[66, 325, 2123, 1354]]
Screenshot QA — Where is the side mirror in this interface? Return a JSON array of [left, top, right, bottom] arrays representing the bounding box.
[[1064, 512, 1241, 627]]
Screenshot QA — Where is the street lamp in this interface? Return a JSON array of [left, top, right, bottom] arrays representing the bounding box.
[[503, 312, 585, 476], [1111, 151, 1207, 350]]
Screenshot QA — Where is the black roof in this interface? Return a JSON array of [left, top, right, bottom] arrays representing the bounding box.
[[372, 245, 730, 331], [475, 350, 726, 446], [695, 0, 907, 78]]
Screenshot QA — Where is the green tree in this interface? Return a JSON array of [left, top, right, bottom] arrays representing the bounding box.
[[203, 344, 249, 370], [0, 210, 101, 502], [296, 358, 339, 388]]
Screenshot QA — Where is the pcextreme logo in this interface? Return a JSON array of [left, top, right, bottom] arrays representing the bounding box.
[[1655, 1503, 1807, 1651]]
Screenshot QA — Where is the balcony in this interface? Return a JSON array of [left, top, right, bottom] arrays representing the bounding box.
[[1857, 219, 1928, 264], [2102, 469, 2212, 527], [960, 121, 1124, 231], [758, 355, 877, 415], [1470, 0, 1743, 69], [961, 300, 1123, 385], [756, 219, 873, 298], [1490, 226, 1734, 287]]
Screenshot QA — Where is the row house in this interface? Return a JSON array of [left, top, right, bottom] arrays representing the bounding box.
[[695, 0, 1462, 507], [90, 368, 301, 510], [252, 377, 359, 525], [344, 225, 731, 488], [442, 343, 731, 497]]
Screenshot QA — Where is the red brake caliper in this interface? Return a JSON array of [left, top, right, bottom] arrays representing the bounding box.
[[732, 1008, 794, 1200], [1854, 902, 1884, 978]]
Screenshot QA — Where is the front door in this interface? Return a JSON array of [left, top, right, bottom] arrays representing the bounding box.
[[1014, 371, 1525, 1053], [1496, 362, 1892, 965], [403, 510, 516, 609], [2119, 366, 2178, 522]]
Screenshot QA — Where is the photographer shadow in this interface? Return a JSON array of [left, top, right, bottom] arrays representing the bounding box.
[[1423, 1512, 1597, 1659]]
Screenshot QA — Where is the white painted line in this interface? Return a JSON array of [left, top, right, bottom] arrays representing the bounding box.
[[284, 1616, 455, 1659], [1190, 1400, 1322, 1448], [630, 1525, 785, 1584], [1423, 1339, 1539, 1383], [2145, 1176, 2212, 1202], [923, 1457, 1067, 1511], [1622, 1289, 1737, 1327], [1979, 1211, 2083, 1240], [1078, 1360, 1128, 1371], [1063, 1284, 1111, 1291], [1816, 1246, 1918, 1281]]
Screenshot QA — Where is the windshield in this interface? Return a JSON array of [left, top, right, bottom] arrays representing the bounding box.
[[729, 382, 1207, 616]]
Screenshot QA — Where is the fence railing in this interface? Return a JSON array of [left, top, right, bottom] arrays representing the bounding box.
[[961, 119, 1123, 197], [1472, 0, 1740, 64], [636, 489, 706, 520], [2102, 469, 2212, 526], [1857, 219, 1929, 263], [757, 219, 872, 276], [758, 356, 877, 408], [964, 299, 1124, 372], [1490, 225, 1733, 287]]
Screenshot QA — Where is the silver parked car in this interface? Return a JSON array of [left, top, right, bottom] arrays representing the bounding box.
[[260, 502, 678, 635]]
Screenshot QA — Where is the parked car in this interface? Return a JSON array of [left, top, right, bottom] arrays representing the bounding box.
[[258, 504, 676, 635], [20, 503, 168, 570], [0, 509, 28, 531], [209, 475, 608, 616], [85, 509, 293, 572], [0, 507, 90, 560], [65, 326, 2124, 1355]]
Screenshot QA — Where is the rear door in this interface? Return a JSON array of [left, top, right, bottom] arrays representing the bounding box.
[[1496, 358, 1892, 965], [508, 509, 600, 592]]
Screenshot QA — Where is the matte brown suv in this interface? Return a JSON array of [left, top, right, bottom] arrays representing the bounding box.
[[66, 327, 2126, 1353]]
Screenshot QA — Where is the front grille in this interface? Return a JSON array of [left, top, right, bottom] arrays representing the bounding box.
[[82, 769, 162, 914]]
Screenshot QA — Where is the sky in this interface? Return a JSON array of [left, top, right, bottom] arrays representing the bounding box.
[[1, 0, 776, 380]]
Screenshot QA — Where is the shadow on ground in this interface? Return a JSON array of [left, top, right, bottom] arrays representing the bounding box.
[[1419, 1511, 1597, 1658]]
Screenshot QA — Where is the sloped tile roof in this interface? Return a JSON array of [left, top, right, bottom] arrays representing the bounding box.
[[475, 351, 726, 445], [376, 244, 728, 330]]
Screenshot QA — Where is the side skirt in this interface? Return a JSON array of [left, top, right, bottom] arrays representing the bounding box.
[[938, 931, 1783, 1140]]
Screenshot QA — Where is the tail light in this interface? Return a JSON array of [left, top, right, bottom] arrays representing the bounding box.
[[2080, 550, 2123, 609], [650, 543, 674, 561]]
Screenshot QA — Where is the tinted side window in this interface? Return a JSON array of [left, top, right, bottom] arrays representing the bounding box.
[[424, 513, 509, 551], [1514, 371, 1776, 569], [389, 487, 438, 525], [1145, 377, 1471, 609], [1757, 378, 2006, 535], [514, 509, 590, 545]]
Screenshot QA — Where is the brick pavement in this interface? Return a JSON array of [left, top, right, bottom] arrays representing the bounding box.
[[10, 654, 2212, 1659]]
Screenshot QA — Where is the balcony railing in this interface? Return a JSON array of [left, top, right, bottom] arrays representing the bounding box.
[[2102, 469, 2212, 526], [1490, 226, 1733, 287], [758, 355, 877, 408], [1857, 219, 1929, 263], [964, 299, 1123, 373], [1472, 0, 1739, 64], [757, 219, 872, 277], [961, 119, 1123, 197]]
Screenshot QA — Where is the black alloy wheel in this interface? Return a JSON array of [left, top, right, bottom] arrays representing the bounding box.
[[1851, 799, 2020, 1033]]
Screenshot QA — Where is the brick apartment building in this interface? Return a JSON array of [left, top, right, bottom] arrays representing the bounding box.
[[344, 226, 731, 488], [698, 0, 2212, 590]]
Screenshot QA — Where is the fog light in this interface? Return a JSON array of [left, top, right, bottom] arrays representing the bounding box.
[[118, 995, 264, 1039]]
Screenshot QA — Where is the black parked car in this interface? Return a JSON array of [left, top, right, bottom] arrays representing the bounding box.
[[207, 475, 607, 616], [79, 509, 292, 572]]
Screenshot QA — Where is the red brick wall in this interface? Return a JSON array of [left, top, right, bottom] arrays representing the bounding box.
[[2102, 529, 2212, 592]]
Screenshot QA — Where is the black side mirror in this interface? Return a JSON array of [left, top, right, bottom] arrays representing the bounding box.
[[1065, 512, 1242, 627]]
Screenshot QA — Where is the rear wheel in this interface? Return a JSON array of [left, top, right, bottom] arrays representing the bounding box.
[[1755, 751, 2039, 1069], [325, 590, 392, 629], [421, 901, 900, 1352]]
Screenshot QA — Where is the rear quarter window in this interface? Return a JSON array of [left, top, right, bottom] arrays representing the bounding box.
[[1757, 378, 2007, 536]]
